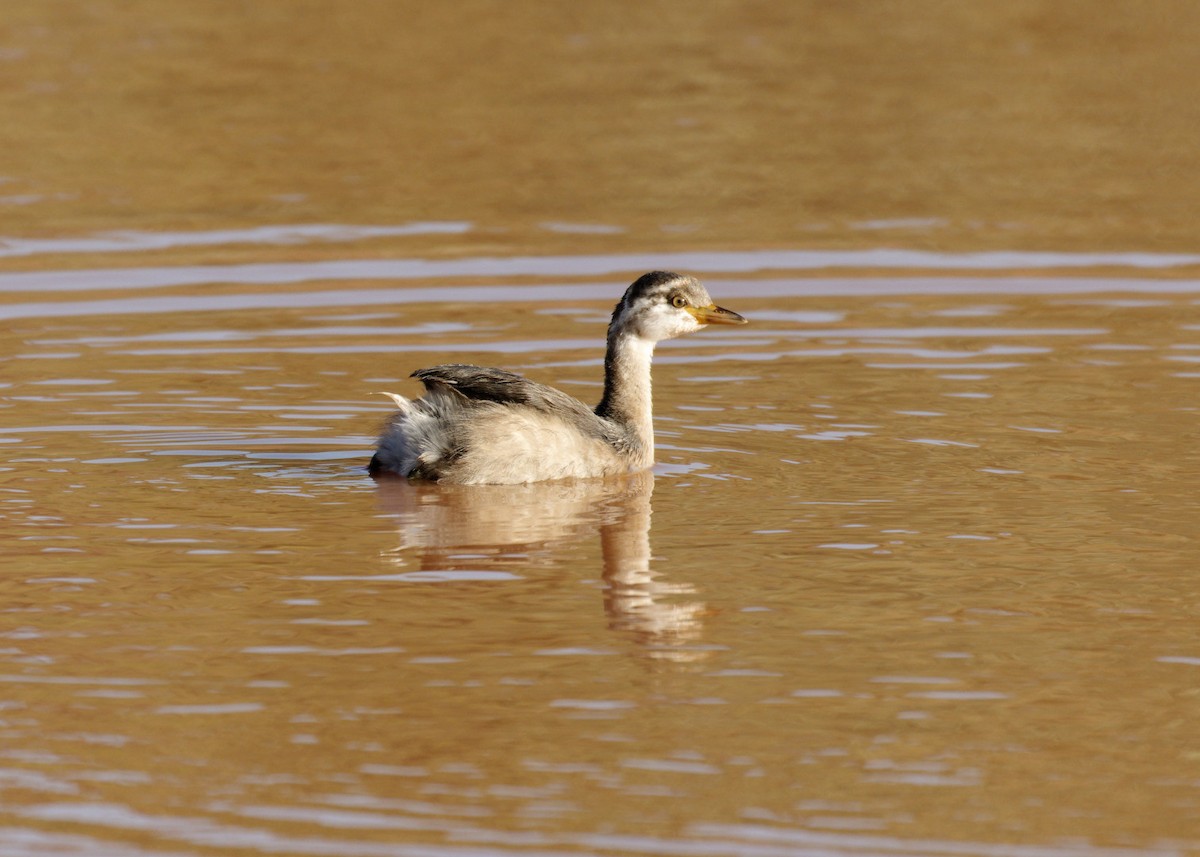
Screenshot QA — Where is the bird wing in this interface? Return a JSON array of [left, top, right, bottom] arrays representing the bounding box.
[[411, 364, 623, 444], [412, 364, 539, 405]]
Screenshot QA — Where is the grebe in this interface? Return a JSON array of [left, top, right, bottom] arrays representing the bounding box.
[[369, 271, 746, 484]]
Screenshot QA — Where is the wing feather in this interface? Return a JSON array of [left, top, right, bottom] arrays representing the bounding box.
[[411, 364, 625, 446], [412, 364, 537, 404]]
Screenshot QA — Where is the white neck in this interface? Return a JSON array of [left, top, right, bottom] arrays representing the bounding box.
[[596, 332, 656, 460]]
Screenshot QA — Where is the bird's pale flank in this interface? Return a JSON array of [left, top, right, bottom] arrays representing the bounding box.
[[369, 271, 747, 484]]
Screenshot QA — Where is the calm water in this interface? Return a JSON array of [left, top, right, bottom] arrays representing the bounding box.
[[5, 3, 1200, 855], [3, 241, 1200, 856]]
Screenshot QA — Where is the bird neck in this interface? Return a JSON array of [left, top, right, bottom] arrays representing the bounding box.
[[596, 331, 656, 451]]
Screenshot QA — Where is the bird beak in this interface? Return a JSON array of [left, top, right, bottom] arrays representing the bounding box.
[[687, 304, 748, 325]]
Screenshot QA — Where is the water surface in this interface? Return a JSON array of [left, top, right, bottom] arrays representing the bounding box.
[[3, 240, 1200, 856], [4, 2, 1200, 854]]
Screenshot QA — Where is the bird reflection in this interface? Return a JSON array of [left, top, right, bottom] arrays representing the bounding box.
[[373, 471, 706, 658]]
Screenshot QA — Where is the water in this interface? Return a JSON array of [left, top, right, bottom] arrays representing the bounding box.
[[5, 3, 1200, 854], [4, 239, 1200, 855]]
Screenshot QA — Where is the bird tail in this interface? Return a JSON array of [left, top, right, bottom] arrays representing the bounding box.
[[374, 391, 412, 413]]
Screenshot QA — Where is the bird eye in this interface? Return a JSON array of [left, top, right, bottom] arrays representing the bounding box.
[[671, 295, 687, 308]]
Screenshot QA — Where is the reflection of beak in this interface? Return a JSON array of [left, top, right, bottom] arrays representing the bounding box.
[[687, 304, 748, 325]]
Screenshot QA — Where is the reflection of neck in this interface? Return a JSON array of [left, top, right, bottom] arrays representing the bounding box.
[[596, 331, 655, 461], [599, 474, 653, 590], [600, 471, 706, 655], [600, 472, 657, 638]]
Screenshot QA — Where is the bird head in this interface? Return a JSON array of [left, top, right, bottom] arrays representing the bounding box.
[[609, 271, 747, 342]]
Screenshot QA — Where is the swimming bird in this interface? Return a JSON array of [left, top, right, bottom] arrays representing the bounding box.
[[369, 271, 747, 484]]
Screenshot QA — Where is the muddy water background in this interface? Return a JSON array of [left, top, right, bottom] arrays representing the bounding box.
[[4, 3, 1200, 856]]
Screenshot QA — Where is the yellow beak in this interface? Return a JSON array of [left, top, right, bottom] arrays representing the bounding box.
[[687, 304, 748, 325]]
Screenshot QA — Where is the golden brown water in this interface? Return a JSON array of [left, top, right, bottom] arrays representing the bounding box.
[[3, 4, 1200, 856]]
